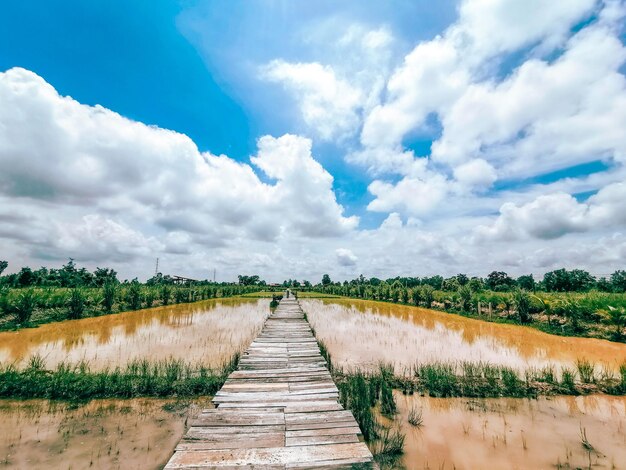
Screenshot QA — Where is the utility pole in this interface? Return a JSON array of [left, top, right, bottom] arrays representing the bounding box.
[[155, 258, 159, 277], [213, 268, 216, 283]]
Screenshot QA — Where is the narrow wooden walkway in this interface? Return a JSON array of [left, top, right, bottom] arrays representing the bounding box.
[[165, 296, 376, 469]]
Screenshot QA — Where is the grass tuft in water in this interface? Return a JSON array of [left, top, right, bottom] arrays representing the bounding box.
[[576, 359, 595, 384], [407, 405, 423, 427], [372, 426, 405, 468]]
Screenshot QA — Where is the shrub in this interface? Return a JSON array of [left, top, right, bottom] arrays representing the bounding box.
[[458, 285, 472, 312], [422, 285, 434, 308], [513, 288, 532, 323], [13, 289, 36, 324], [127, 281, 142, 310], [161, 285, 171, 306], [67, 288, 85, 320]]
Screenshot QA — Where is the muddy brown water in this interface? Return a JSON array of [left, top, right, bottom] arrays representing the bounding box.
[[0, 397, 211, 469], [380, 392, 626, 470], [302, 298, 626, 373], [304, 298, 626, 469], [0, 298, 269, 370]]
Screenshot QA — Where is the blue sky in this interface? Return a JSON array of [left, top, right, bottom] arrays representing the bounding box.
[[0, 0, 625, 281]]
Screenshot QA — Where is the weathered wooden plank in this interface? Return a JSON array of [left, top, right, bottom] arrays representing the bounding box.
[[285, 434, 359, 447], [285, 427, 362, 438], [189, 413, 285, 427], [164, 296, 375, 469], [286, 420, 361, 432], [284, 410, 354, 424], [217, 400, 341, 409], [286, 459, 376, 469], [282, 403, 344, 413], [165, 443, 374, 467], [178, 432, 285, 450], [186, 425, 286, 434]]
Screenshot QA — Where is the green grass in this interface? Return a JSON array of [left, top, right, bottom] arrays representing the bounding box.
[[0, 354, 239, 400], [332, 358, 626, 400]]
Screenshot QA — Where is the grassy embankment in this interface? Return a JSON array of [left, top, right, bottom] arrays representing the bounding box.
[[0, 284, 261, 331]]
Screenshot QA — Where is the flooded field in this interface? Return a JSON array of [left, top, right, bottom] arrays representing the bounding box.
[[0, 298, 268, 370], [0, 397, 209, 469], [382, 392, 626, 470], [302, 298, 626, 373]]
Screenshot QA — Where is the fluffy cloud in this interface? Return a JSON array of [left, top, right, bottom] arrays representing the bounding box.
[[476, 182, 626, 241], [261, 25, 394, 142], [362, 0, 600, 155], [335, 248, 357, 266], [0, 68, 357, 277], [355, 0, 626, 223], [262, 61, 363, 141], [453, 159, 497, 189], [433, 21, 626, 173]]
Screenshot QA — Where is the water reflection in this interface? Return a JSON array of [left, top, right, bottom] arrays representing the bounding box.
[[386, 393, 626, 469], [0, 397, 209, 469], [302, 298, 626, 373], [0, 298, 268, 369]]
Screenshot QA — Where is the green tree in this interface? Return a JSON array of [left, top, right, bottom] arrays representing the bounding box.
[[93, 267, 118, 287], [422, 285, 435, 308], [17, 267, 35, 287], [468, 277, 484, 292], [161, 285, 171, 305], [321, 274, 332, 286], [238, 275, 261, 286], [486, 271, 514, 291], [0, 260, 7, 276], [8, 289, 36, 324], [610, 270, 626, 293], [401, 288, 409, 304], [458, 285, 472, 312], [516, 274, 535, 291], [442, 277, 460, 291], [127, 280, 142, 310], [67, 288, 85, 320], [411, 287, 422, 306], [102, 281, 116, 313]]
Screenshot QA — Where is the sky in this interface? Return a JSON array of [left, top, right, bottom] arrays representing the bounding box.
[[0, 0, 625, 282]]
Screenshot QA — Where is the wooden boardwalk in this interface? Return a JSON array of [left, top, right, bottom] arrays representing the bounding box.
[[165, 296, 376, 469]]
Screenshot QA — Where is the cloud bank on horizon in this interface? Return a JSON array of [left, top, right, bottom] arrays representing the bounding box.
[[0, 0, 625, 281]]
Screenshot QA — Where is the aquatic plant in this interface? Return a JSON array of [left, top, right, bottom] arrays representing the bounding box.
[[407, 405, 423, 427], [576, 359, 595, 384], [560, 367, 577, 393], [371, 426, 405, 467]]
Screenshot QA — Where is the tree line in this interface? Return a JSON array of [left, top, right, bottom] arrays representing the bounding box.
[[0, 260, 263, 329], [313, 269, 626, 293]]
